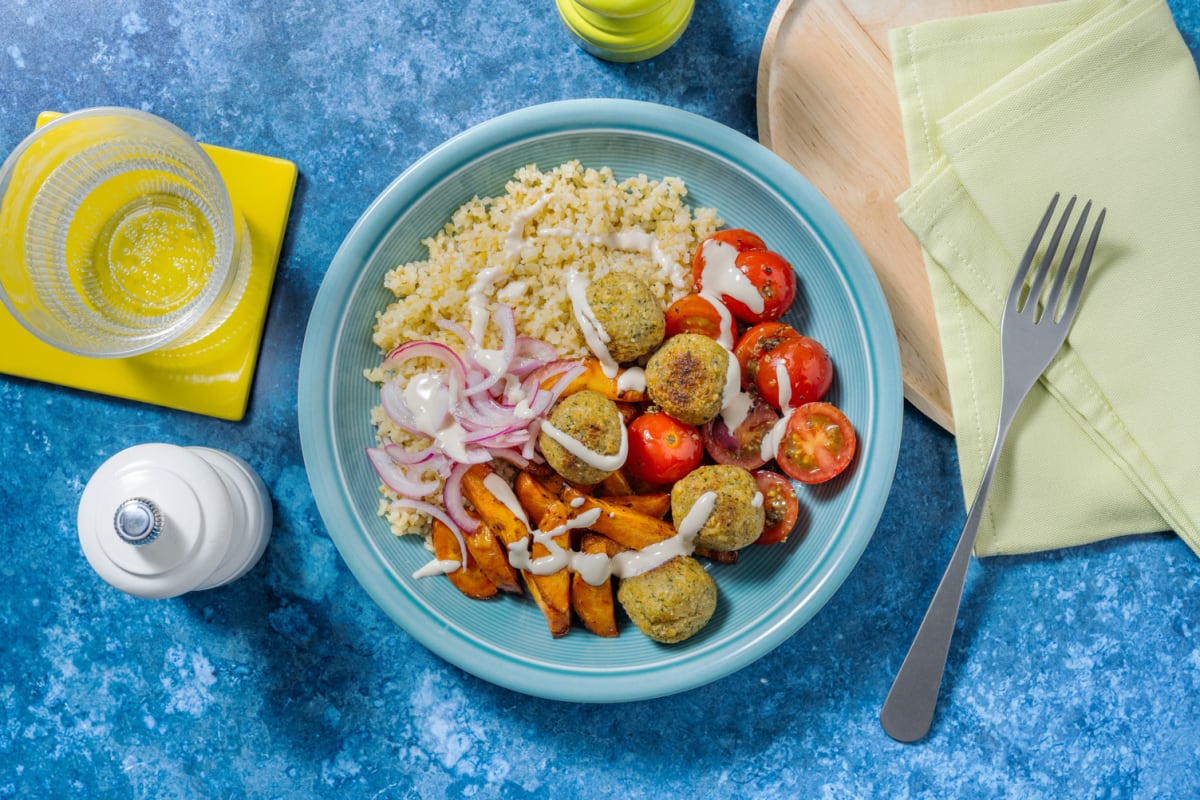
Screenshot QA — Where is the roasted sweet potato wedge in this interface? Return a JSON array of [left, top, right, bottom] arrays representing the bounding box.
[[602, 492, 671, 519], [533, 473, 675, 551], [525, 501, 572, 638], [461, 464, 533, 548], [571, 533, 621, 637], [465, 464, 571, 637], [596, 468, 635, 497], [462, 513, 522, 594], [431, 518, 498, 600]]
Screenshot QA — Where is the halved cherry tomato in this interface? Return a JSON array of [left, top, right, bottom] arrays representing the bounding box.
[[625, 411, 704, 485], [700, 394, 780, 469], [664, 293, 732, 342], [774, 402, 856, 484], [692, 230, 797, 324], [733, 322, 802, 389], [752, 470, 801, 544], [755, 335, 832, 411]]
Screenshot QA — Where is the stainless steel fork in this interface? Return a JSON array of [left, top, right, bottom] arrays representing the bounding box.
[[880, 194, 1106, 743]]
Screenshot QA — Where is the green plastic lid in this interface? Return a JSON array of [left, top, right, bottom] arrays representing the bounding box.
[[556, 0, 694, 62]]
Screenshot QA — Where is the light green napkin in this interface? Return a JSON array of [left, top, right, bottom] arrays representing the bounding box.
[[890, 0, 1200, 557]]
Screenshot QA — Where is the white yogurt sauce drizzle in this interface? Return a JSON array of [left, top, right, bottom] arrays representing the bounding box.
[[539, 226, 689, 292], [483, 473, 531, 528], [698, 238, 764, 315], [507, 491, 718, 584], [539, 414, 629, 474], [617, 366, 646, 395], [773, 360, 794, 412], [762, 412, 791, 464], [465, 266, 509, 377], [759, 361, 802, 464], [402, 371, 474, 463], [507, 507, 603, 578], [565, 270, 619, 378], [696, 291, 736, 350], [414, 558, 462, 578], [503, 192, 556, 258], [496, 280, 527, 305], [719, 351, 752, 432]]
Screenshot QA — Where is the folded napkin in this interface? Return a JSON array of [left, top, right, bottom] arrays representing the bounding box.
[[890, 0, 1200, 557]]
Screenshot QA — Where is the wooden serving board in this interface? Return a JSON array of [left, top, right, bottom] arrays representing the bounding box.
[[756, 0, 1056, 433]]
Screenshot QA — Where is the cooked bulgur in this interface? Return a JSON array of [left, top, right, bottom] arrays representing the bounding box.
[[367, 161, 720, 540]]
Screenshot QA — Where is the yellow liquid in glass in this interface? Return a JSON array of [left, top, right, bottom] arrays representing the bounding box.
[[66, 172, 217, 325]]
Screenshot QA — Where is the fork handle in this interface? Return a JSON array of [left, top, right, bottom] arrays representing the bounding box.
[[879, 408, 1015, 742]]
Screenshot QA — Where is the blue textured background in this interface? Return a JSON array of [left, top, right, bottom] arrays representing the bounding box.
[[2, 1, 1198, 797]]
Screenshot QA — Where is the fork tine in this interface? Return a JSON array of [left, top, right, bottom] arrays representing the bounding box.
[[1008, 193, 1059, 314], [1059, 206, 1105, 325], [1026, 195, 1077, 314], [1043, 200, 1092, 321]]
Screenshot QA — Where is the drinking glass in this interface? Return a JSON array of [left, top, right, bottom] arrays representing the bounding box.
[[0, 107, 251, 358]]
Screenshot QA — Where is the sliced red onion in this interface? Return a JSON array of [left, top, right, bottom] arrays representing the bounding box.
[[379, 380, 421, 433], [436, 318, 477, 352], [507, 333, 558, 380], [386, 341, 468, 390], [367, 447, 441, 498], [522, 419, 543, 461], [521, 386, 556, 420], [488, 447, 532, 470], [459, 392, 520, 429], [519, 361, 586, 418], [382, 442, 448, 473], [506, 358, 544, 378], [372, 320, 587, 537], [514, 336, 557, 363], [441, 461, 479, 534], [462, 423, 524, 445], [391, 498, 469, 571], [463, 447, 497, 465]]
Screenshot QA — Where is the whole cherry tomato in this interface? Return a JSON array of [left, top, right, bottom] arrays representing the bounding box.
[[690, 229, 767, 265], [752, 469, 801, 544], [691, 229, 797, 324], [754, 335, 832, 411], [625, 411, 704, 485], [664, 293, 734, 344], [772, 402, 856, 484], [733, 321, 802, 389]]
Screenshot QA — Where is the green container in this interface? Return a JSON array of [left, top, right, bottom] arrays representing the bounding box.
[[556, 0, 694, 62]]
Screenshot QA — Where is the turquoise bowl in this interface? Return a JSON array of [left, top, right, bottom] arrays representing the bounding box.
[[299, 99, 903, 703]]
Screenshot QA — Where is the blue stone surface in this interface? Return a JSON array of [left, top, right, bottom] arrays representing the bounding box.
[[2, 1, 1199, 797]]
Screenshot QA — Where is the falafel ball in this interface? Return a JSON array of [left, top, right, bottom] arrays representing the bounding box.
[[586, 272, 666, 363], [617, 556, 717, 643], [671, 464, 765, 551], [538, 389, 626, 485], [644, 333, 730, 425]]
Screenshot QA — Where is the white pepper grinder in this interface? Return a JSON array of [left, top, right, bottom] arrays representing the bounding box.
[[77, 443, 272, 598]]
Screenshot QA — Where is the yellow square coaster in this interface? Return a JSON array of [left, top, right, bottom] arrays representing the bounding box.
[[0, 112, 297, 421]]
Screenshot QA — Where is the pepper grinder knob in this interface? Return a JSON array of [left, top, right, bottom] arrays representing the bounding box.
[[113, 497, 162, 545]]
